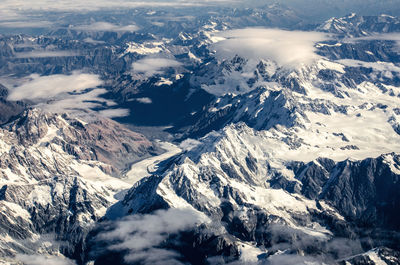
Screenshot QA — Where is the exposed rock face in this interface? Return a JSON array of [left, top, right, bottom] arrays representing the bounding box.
[[94, 123, 400, 264], [318, 13, 400, 37], [0, 109, 159, 262], [0, 84, 24, 125], [339, 247, 400, 265], [320, 154, 400, 230], [3, 108, 159, 175], [2, 11, 400, 265]]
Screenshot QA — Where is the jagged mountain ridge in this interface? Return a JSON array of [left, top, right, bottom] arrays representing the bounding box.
[[1, 11, 400, 265], [93, 123, 400, 264], [0, 108, 160, 263], [87, 14, 400, 265]]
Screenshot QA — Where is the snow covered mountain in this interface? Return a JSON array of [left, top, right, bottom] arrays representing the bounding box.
[[1, 7, 400, 265], [87, 14, 400, 265], [89, 122, 399, 264], [0, 108, 160, 263]]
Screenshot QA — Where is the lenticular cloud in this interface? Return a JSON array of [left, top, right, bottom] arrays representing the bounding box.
[[212, 28, 329, 67]]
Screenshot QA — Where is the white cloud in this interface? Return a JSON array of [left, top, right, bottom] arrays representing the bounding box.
[[6, 72, 130, 118], [135, 97, 153, 104], [179, 138, 202, 151], [15, 254, 76, 265], [73, 22, 138, 32], [337, 59, 400, 73], [132, 57, 181, 77], [35, 88, 129, 118], [344, 33, 400, 52], [0, 10, 21, 21], [36, 88, 107, 112], [265, 254, 323, 265], [211, 28, 329, 67], [98, 108, 131, 118], [14, 50, 79, 58], [8, 72, 102, 101], [83, 38, 106, 44], [98, 208, 208, 264], [0, 21, 53, 28], [0, 0, 215, 13], [348, 33, 400, 42]]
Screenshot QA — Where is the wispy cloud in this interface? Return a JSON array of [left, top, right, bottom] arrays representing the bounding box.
[[344, 33, 400, 51], [135, 97, 153, 104], [8, 72, 102, 101], [0, 21, 53, 28], [73, 22, 138, 32], [348, 33, 400, 42], [83, 38, 106, 44], [15, 254, 76, 265], [14, 50, 79, 58], [0, 0, 212, 13], [97, 208, 207, 264], [261, 224, 363, 264], [132, 57, 182, 77], [337, 59, 400, 73], [264, 254, 324, 265], [6, 72, 129, 118], [212, 28, 329, 67], [98, 108, 131, 118]]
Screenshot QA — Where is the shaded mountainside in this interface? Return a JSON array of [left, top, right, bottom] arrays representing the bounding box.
[[0, 109, 160, 263], [1, 11, 400, 265], [0, 83, 24, 125], [86, 123, 400, 264], [87, 14, 400, 265]]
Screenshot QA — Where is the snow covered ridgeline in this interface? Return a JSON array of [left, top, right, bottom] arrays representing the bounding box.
[[0, 108, 159, 262], [180, 17, 400, 162], [102, 18, 400, 263], [99, 121, 400, 264]]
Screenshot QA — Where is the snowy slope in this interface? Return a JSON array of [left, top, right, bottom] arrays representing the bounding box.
[[94, 14, 400, 265], [0, 108, 159, 261]]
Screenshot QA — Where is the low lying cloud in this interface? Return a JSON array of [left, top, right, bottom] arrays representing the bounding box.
[[344, 33, 400, 52], [337, 59, 400, 73], [0, 0, 225, 13], [98, 108, 130, 118], [0, 21, 53, 28], [35, 88, 129, 118], [97, 208, 207, 264], [179, 138, 202, 151], [264, 254, 323, 265], [348, 33, 400, 42], [83, 38, 106, 44], [73, 22, 138, 32], [212, 28, 329, 67], [135, 97, 153, 104], [8, 72, 102, 101], [7, 72, 129, 119], [15, 254, 76, 265], [14, 50, 79, 58], [261, 224, 364, 264], [132, 57, 182, 77]]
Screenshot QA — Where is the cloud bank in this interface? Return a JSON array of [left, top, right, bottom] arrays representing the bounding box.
[[344, 33, 400, 51], [0, 21, 53, 28], [0, 0, 216, 13], [135, 97, 153, 104], [97, 208, 207, 264], [212, 28, 329, 67], [73, 22, 138, 32], [14, 50, 79, 58], [7, 72, 129, 119], [8, 72, 102, 101], [132, 57, 182, 77], [15, 254, 76, 265], [98, 108, 131, 118]]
